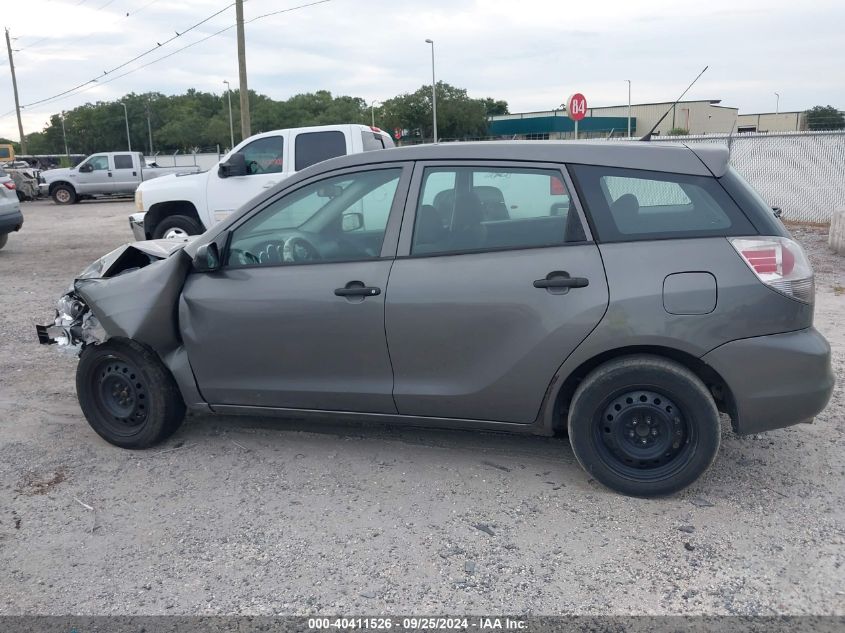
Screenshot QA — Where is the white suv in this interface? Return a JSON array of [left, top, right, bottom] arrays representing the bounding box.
[[132, 124, 395, 240]]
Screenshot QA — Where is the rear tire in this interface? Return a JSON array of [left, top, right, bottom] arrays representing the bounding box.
[[52, 185, 77, 205], [76, 339, 186, 449], [152, 214, 203, 240], [567, 355, 720, 497]]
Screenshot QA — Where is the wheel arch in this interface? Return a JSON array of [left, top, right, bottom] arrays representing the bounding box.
[[544, 345, 738, 434], [144, 200, 201, 239], [49, 180, 75, 195]]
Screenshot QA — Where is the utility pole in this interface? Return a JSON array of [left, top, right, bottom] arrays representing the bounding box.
[[4, 28, 27, 154], [235, 0, 251, 139], [625, 79, 632, 137]]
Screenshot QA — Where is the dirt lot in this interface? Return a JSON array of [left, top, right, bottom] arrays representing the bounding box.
[[0, 199, 843, 616]]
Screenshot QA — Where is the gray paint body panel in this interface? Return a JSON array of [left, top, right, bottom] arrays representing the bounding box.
[[180, 261, 397, 412], [385, 244, 609, 423]]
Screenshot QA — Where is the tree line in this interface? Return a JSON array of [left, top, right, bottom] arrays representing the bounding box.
[[2, 83, 509, 156]]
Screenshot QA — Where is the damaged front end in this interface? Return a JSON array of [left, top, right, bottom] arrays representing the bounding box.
[[36, 238, 193, 352]]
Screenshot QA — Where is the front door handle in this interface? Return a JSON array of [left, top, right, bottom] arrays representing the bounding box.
[[334, 283, 381, 297]]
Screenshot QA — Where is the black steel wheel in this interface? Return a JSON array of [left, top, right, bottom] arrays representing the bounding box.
[[568, 355, 720, 497], [77, 339, 186, 448]]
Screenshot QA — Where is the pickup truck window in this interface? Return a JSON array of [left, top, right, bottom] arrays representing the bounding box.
[[295, 131, 347, 171], [113, 154, 134, 169], [241, 136, 285, 175], [85, 156, 110, 171]]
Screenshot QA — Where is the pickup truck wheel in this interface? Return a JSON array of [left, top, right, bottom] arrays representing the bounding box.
[[0, 233, 7, 250], [567, 355, 720, 497], [76, 339, 186, 449], [52, 185, 77, 205], [153, 214, 203, 240]]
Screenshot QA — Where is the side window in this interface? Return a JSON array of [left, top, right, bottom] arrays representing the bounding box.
[[86, 155, 110, 171], [240, 136, 284, 175], [227, 168, 402, 267], [113, 154, 134, 170], [570, 165, 755, 241], [295, 131, 347, 171], [411, 166, 585, 256]]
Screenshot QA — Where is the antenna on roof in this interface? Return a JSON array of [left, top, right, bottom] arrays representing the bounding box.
[[640, 65, 709, 141]]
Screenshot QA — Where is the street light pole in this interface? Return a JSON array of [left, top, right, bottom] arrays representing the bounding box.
[[224, 80, 235, 149], [425, 38, 437, 143], [370, 100, 380, 128], [60, 112, 69, 162], [121, 102, 131, 151], [146, 99, 154, 154], [775, 92, 780, 115], [626, 79, 632, 137]]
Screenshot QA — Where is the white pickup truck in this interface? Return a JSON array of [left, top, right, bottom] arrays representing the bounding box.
[[131, 124, 396, 240], [40, 151, 200, 205]]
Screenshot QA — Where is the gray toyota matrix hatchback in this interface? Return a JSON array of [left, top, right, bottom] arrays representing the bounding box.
[[38, 142, 834, 496]]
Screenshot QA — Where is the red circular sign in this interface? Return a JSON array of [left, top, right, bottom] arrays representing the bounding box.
[[393, 128, 402, 140], [567, 93, 588, 121]]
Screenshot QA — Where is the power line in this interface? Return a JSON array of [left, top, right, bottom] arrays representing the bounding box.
[[7, 0, 332, 114], [21, 2, 237, 108]]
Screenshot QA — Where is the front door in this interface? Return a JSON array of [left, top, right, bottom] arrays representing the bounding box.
[[181, 164, 409, 412], [75, 154, 113, 194], [386, 162, 610, 424], [206, 133, 288, 226]]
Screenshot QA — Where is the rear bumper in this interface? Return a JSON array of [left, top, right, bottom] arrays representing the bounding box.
[[702, 328, 834, 434], [0, 208, 23, 234]]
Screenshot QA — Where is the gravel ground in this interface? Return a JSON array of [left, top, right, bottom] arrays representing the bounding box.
[[0, 199, 843, 616]]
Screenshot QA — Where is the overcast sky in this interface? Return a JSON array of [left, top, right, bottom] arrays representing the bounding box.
[[2, 0, 843, 141]]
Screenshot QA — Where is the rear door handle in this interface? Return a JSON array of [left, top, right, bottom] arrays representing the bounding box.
[[334, 284, 381, 297], [533, 275, 589, 289]]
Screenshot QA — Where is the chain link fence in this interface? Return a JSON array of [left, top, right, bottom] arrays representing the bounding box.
[[625, 130, 845, 223]]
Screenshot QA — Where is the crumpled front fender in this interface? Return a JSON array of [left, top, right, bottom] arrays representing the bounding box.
[[74, 249, 193, 355]]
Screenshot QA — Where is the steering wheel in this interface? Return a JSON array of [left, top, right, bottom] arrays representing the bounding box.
[[283, 236, 321, 263], [229, 247, 260, 265]]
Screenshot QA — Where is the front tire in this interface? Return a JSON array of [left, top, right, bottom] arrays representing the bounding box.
[[152, 214, 203, 240], [52, 184, 77, 205], [567, 355, 720, 497], [76, 339, 186, 448]]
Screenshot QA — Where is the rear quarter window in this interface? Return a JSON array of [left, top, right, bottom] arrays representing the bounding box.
[[569, 164, 755, 242]]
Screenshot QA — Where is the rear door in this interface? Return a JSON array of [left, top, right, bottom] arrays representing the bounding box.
[[385, 161, 609, 424], [111, 153, 139, 193]]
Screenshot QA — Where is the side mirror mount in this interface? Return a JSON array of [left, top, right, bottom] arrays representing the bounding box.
[[193, 242, 221, 272], [218, 152, 247, 178], [341, 212, 364, 232], [79, 164, 93, 173]]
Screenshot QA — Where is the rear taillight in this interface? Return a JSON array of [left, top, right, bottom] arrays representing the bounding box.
[[729, 236, 814, 303], [2, 181, 15, 190]]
